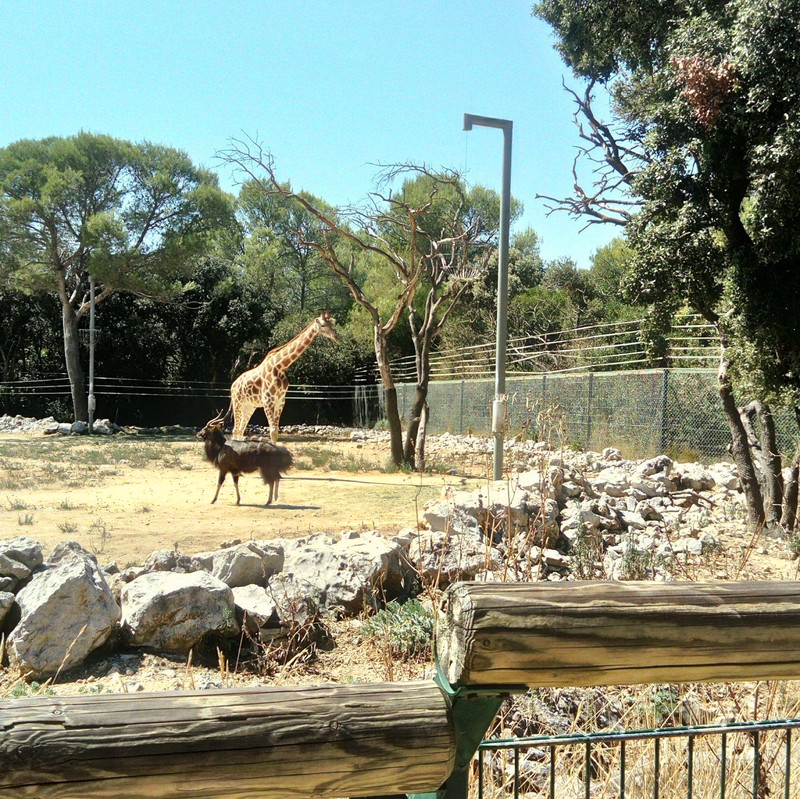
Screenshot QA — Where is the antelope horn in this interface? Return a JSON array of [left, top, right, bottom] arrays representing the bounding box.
[[205, 409, 226, 427]]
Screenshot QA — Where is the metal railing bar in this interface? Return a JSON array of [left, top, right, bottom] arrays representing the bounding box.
[[513, 745, 519, 799], [785, 728, 791, 799], [585, 740, 592, 799], [654, 737, 660, 799], [478, 746, 484, 798], [480, 719, 800, 750]]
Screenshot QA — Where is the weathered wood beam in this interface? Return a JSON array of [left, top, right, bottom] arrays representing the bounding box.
[[437, 581, 800, 688], [0, 681, 454, 799]]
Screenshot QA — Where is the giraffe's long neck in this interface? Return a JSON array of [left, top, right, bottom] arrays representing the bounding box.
[[262, 321, 319, 372]]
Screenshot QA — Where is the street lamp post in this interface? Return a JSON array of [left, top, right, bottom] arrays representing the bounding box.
[[463, 113, 513, 480], [88, 273, 96, 434]]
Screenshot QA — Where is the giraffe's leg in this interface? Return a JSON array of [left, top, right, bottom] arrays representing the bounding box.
[[232, 403, 256, 440], [263, 395, 280, 443], [232, 473, 241, 505], [212, 472, 226, 503], [267, 384, 288, 443]]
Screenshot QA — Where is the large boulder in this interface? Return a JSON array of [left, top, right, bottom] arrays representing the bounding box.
[[142, 549, 196, 574], [280, 531, 410, 616], [50, 541, 97, 565], [264, 574, 320, 628], [209, 544, 273, 588], [674, 463, 716, 492], [406, 528, 504, 587], [7, 553, 120, 678], [232, 584, 278, 634], [591, 467, 630, 498], [120, 571, 236, 652], [246, 541, 285, 578], [423, 503, 483, 537], [0, 591, 14, 627], [0, 553, 30, 582], [0, 536, 43, 572]]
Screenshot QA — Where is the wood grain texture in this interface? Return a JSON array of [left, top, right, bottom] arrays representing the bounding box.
[[437, 580, 800, 688], [0, 681, 455, 799]]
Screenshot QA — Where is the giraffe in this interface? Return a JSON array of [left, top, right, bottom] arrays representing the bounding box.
[[230, 311, 339, 441]]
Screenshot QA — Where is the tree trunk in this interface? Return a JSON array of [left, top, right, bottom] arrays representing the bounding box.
[[414, 401, 429, 471], [374, 332, 404, 467], [403, 383, 429, 469], [718, 350, 765, 529], [60, 293, 87, 422], [383, 387, 405, 467], [781, 450, 799, 531], [782, 410, 800, 531], [755, 401, 784, 525], [739, 403, 765, 486]]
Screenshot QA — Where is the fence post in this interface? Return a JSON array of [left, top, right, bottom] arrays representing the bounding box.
[[659, 368, 669, 456], [586, 372, 594, 450], [459, 380, 464, 435]]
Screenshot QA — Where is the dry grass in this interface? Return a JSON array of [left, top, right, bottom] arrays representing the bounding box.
[[2, 423, 800, 797], [0, 431, 480, 566]]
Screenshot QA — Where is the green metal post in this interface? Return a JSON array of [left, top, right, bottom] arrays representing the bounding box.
[[407, 666, 523, 799]]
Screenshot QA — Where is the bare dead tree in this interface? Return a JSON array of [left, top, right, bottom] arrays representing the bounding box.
[[371, 164, 494, 469], [536, 80, 649, 229], [218, 138, 487, 469]]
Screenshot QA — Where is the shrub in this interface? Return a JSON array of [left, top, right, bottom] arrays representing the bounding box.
[[362, 599, 434, 658]]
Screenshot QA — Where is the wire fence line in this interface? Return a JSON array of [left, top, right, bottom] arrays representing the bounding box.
[[4, 366, 797, 463], [357, 315, 721, 383], [391, 368, 798, 462], [0, 376, 375, 429]]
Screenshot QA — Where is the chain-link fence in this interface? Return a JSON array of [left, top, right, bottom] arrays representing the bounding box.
[[393, 368, 798, 462]]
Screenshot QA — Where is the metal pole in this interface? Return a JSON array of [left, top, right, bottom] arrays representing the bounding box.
[[463, 113, 513, 480], [88, 273, 96, 434]]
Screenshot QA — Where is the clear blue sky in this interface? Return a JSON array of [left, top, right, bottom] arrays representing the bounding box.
[[0, 0, 618, 268]]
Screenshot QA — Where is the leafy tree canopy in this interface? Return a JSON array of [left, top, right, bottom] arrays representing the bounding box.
[[237, 181, 351, 315], [535, 0, 800, 403], [0, 132, 233, 419]]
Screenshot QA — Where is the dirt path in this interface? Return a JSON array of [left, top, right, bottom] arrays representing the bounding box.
[[0, 432, 482, 567]]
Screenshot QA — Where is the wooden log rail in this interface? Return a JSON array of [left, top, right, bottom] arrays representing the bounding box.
[[437, 580, 800, 688], [5, 580, 800, 799], [0, 681, 455, 799]]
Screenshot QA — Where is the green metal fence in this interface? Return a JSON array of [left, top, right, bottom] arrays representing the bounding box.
[[393, 369, 797, 462], [477, 718, 799, 799]]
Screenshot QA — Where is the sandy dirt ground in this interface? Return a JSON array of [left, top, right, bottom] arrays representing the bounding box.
[[0, 431, 483, 567]]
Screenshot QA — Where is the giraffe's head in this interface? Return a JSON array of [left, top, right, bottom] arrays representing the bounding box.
[[315, 311, 339, 343]]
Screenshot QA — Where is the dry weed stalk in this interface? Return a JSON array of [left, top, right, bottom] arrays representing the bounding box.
[[51, 623, 88, 686], [182, 648, 195, 691]]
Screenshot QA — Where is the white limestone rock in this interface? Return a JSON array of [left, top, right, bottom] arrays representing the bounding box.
[[280, 530, 411, 616], [210, 544, 266, 588], [0, 537, 43, 572], [8, 553, 119, 678], [121, 571, 236, 652], [232, 584, 278, 633]]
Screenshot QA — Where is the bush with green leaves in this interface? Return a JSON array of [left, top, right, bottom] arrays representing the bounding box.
[[362, 599, 433, 658]]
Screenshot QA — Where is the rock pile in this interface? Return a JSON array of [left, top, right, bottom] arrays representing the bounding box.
[[415, 445, 749, 584], [0, 424, 765, 682], [0, 530, 418, 679]]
